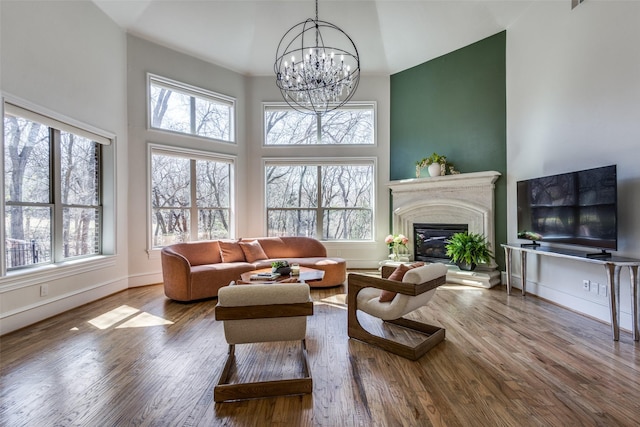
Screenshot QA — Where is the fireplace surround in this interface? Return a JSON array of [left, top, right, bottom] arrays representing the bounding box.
[[388, 171, 501, 288]]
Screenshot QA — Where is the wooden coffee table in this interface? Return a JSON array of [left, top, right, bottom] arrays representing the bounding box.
[[240, 266, 324, 284]]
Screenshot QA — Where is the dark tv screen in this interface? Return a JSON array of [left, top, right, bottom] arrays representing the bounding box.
[[517, 165, 617, 250]]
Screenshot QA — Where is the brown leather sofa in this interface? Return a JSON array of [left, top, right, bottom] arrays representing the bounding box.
[[161, 236, 347, 301]]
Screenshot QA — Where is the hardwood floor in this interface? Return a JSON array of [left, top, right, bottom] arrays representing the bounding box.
[[1, 275, 639, 426]]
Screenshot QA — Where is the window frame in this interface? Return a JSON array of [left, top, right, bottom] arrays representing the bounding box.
[[263, 157, 376, 242], [147, 144, 236, 250], [262, 102, 377, 146], [1, 97, 112, 276], [147, 73, 236, 144]]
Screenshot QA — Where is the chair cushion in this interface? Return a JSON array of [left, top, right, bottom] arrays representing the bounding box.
[[219, 240, 245, 263], [239, 240, 268, 263], [403, 263, 448, 284], [218, 283, 311, 344], [379, 262, 425, 302]]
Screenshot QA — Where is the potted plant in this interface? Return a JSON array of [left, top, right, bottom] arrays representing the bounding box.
[[271, 260, 291, 275], [444, 231, 494, 271], [415, 152, 458, 177]]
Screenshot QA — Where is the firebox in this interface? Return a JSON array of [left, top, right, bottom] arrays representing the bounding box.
[[413, 223, 468, 263]]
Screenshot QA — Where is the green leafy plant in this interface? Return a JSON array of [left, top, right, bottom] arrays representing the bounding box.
[[415, 152, 459, 177], [271, 260, 289, 269], [417, 152, 448, 167], [445, 232, 494, 268]]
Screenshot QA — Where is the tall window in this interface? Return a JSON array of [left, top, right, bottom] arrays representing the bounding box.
[[150, 147, 234, 248], [3, 103, 105, 270], [148, 74, 235, 143], [263, 103, 376, 240], [265, 162, 374, 240], [264, 104, 375, 145]]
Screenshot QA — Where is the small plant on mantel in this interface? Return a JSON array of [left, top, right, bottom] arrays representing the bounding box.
[[444, 231, 493, 271], [415, 152, 459, 177]]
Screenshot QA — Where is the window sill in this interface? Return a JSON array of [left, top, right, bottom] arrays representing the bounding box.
[[0, 255, 117, 293]]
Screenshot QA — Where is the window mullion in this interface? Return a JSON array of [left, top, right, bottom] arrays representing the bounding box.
[[190, 159, 198, 242], [52, 128, 64, 263], [316, 112, 322, 144], [316, 165, 323, 239], [190, 96, 196, 135]]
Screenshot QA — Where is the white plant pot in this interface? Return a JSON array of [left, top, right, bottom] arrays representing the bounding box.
[[428, 163, 442, 177]]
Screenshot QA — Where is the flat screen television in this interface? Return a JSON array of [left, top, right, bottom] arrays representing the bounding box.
[[517, 165, 617, 255]]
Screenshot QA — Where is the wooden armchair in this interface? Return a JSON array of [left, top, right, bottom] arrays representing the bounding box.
[[347, 263, 448, 360], [214, 282, 314, 402]]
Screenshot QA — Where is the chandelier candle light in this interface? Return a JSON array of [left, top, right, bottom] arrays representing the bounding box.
[[275, 0, 360, 115]]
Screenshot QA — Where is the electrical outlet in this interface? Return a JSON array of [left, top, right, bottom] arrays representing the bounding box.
[[598, 283, 607, 297], [583, 280, 590, 291], [40, 284, 49, 297]]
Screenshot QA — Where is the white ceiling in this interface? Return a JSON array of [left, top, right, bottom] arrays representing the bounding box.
[[92, 0, 536, 76]]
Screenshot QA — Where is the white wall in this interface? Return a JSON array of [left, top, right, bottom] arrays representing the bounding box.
[[507, 1, 640, 330], [0, 1, 129, 333]]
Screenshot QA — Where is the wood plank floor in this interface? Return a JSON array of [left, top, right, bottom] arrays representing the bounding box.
[[1, 275, 640, 426]]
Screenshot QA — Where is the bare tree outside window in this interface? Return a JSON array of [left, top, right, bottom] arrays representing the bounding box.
[[4, 116, 51, 267], [60, 132, 100, 257], [264, 106, 374, 145], [151, 151, 232, 247], [321, 109, 374, 145], [151, 154, 191, 246], [149, 75, 235, 142], [266, 165, 318, 237], [264, 110, 317, 145], [3, 112, 103, 269], [321, 165, 373, 240], [196, 159, 231, 240], [264, 103, 375, 240], [266, 164, 373, 240]]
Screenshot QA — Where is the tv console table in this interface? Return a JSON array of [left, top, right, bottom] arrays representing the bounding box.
[[501, 243, 640, 342]]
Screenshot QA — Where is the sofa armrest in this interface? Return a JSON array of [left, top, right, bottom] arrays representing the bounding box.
[[161, 247, 192, 301]]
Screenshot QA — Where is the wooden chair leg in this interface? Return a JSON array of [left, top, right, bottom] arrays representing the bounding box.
[[216, 344, 236, 389], [214, 340, 312, 402], [347, 286, 445, 361]]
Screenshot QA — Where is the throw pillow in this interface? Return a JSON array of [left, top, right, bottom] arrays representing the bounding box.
[[379, 262, 425, 303], [239, 240, 268, 263], [219, 240, 246, 263]]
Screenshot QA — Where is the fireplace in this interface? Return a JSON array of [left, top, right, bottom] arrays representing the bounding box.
[[388, 171, 502, 288], [414, 223, 468, 263]]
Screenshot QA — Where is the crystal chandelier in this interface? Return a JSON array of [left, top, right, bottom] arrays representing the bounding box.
[[274, 0, 360, 115]]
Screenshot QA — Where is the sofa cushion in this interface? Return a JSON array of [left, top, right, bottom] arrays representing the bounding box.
[[219, 240, 246, 263], [379, 262, 425, 302], [190, 263, 255, 300], [239, 240, 268, 263]]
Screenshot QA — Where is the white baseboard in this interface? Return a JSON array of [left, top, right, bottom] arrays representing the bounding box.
[[0, 278, 128, 335], [128, 272, 163, 288]]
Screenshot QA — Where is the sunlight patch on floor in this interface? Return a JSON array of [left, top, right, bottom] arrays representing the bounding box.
[[88, 305, 140, 329], [85, 304, 173, 330], [116, 312, 174, 328], [316, 294, 348, 309]]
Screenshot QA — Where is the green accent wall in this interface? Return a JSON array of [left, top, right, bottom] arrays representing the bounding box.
[[390, 31, 507, 269]]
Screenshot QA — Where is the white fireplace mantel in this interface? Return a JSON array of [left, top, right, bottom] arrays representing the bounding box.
[[388, 171, 501, 288]]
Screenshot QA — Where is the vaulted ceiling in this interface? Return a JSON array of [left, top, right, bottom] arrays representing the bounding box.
[[92, 0, 535, 76]]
